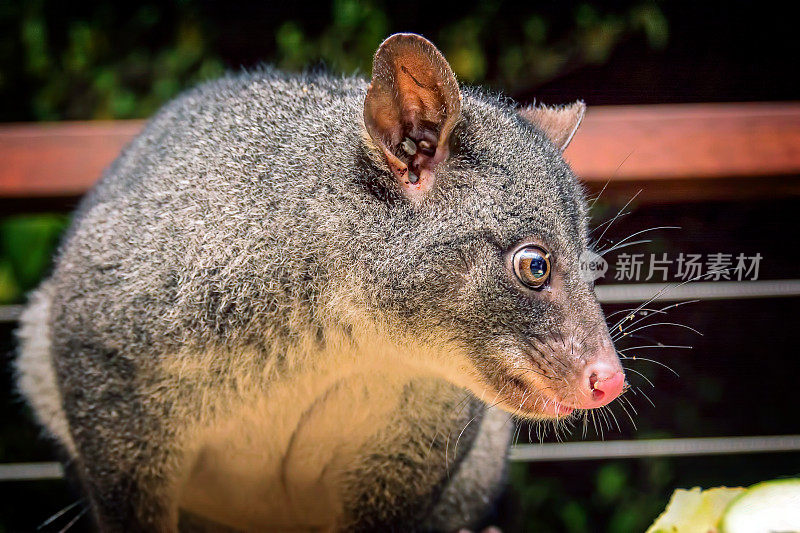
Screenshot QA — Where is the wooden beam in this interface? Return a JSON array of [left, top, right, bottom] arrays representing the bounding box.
[[0, 121, 143, 198], [1, 103, 799, 201], [566, 102, 800, 181], [564, 102, 800, 203]]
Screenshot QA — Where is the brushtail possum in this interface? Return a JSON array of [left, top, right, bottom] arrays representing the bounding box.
[[16, 33, 625, 531]]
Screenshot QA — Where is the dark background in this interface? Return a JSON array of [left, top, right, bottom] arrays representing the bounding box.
[[0, 1, 798, 531], [1, 0, 798, 123]]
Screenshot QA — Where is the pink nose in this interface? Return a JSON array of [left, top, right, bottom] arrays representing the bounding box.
[[578, 363, 625, 409]]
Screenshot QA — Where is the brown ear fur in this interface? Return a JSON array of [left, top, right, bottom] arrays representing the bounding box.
[[364, 33, 461, 201], [518, 101, 586, 151]]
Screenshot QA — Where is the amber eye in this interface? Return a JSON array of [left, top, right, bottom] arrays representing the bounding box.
[[512, 246, 552, 289]]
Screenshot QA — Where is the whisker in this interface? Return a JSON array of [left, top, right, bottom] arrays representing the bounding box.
[[610, 272, 713, 332], [604, 306, 670, 321], [605, 404, 622, 432], [612, 299, 700, 334], [598, 406, 612, 432], [594, 189, 642, 248], [586, 179, 612, 214], [56, 505, 89, 533], [616, 398, 637, 430], [622, 332, 673, 346], [636, 386, 656, 407], [622, 394, 639, 415], [621, 353, 680, 377], [581, 410, 589, 439], [597, 225, 680, 255], [38, 499, 86, 531], [589, 211, 631, 236], [623, 366, 655, 388], [598, 238, 653, 256], [614, 321, 703, 341], [617, 344, 692, 352], [591, 409, 603, 440], [587, 150, 636, 222], [453, 408, 478, 457]]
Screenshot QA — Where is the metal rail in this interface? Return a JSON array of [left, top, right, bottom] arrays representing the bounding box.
[[510, 434, 800, 462], [0, 461, 64, 481], [2, 435, 798, 481], [0, 304, 23, 323], [594, 279, 800, 304]]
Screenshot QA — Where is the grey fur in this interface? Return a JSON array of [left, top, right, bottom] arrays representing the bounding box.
[[16, 37, 615, 531]]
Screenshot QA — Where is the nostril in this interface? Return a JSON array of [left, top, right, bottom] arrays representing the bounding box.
[[589, 373, 605, 402], [582, 369, 625, 408]]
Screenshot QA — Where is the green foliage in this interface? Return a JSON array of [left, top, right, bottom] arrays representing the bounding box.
[[1, 1, 224, 120], [274, 1, 669, 92], [0, 1, 669, 121], [0, 215, 68, 304], [507, 453, 676, 532], [596, 463, 628, 503], [276, 0, 388, 74]]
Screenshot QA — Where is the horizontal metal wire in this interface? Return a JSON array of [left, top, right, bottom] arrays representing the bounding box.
[[595, 279, 800, 304], [0, 304, 23, 323], [0, 461, 64, 481], [1, 435, 798, 481], [510, 434, 800, 462]]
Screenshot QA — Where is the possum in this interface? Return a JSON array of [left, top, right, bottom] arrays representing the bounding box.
[[15, 33, 625, 531]]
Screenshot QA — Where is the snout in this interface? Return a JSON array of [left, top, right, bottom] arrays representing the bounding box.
[[484, 331, 627, 419], [568, 334, 626, 409], [576, 360, 626, 409]]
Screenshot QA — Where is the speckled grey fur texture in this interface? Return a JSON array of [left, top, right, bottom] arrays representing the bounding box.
[[15, 37, 610, 532]]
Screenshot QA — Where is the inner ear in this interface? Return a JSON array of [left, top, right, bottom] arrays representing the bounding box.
[[364, 33, 461, 201], [518, 101, 586, 151]]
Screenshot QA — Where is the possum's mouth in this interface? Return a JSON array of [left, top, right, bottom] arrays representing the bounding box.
[[486, 373, 578, 419], [475, 350, 626, 420]]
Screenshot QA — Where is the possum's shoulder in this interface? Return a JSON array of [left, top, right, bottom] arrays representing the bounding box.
[[57, 69, 367, 292]]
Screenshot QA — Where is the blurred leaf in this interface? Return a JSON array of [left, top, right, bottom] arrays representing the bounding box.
[[2, 0, 670, 120], [441, 18, 487, 82], [647, 457, 675, 489], [277, 0, 386, 74], [6, 1, 224, 121], [524, 16, 548, 44], [560, 500, 589, 533], [276, 21, 311, 70], [632, 4, 669, 49], [0, 215, 67, 297], [596, 463, 628, 503], [21, 16, 50, 76], [609, 501, 647, 533], [0, 260, 20, 304]]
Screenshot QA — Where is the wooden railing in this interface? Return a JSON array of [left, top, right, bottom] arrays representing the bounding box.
[[1, 102, 799, 203]]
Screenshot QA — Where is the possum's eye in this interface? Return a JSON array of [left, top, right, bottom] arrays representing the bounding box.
[[512, 246, 551, 289]]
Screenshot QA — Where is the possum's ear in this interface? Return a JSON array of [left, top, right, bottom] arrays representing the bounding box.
[[364, 33, 462, 201], [518, 101, 586, 151]]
